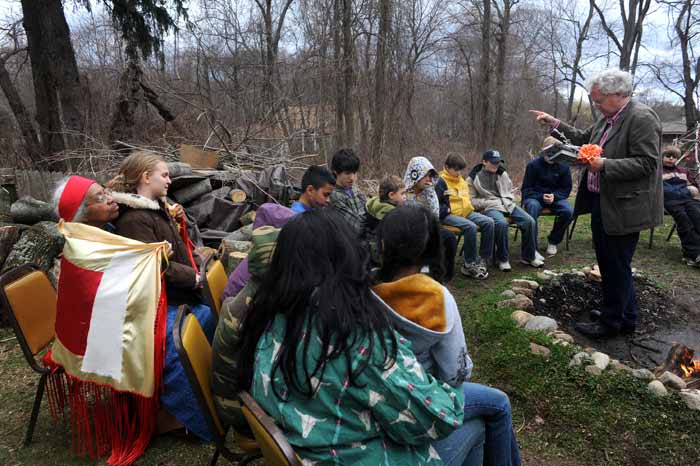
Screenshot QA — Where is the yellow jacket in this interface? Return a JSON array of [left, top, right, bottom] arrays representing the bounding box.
[[440, 169, 474, 217]]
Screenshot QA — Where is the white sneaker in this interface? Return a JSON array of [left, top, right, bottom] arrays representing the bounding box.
[[521, 257, 545, 268], [535, 250, 545, 262], [546, 243, 557, 256], [498, 261, 512, 271]]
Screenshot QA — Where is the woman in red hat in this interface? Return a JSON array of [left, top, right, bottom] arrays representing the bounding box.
[[53, 176, 119, 228]]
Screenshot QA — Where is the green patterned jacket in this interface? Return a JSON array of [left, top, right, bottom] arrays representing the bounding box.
[[251, 314, 465, 465]]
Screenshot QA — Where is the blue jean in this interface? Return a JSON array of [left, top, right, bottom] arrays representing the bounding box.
[[523, 198, 573, 246], [163, 303, 217, 441], [443, 212, 495, 263], [591, 194, 640, 330], [484, 207, 537, 262], [433, 416, 485, 466], [433, 383, 522, 466]]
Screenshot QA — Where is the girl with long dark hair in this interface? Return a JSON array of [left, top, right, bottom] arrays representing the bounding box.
[[374, 205, 522, 466], [235, 209, 472, 465]]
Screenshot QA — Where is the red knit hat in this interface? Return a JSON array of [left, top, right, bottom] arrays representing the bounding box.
[[59, 176, 96, 221]]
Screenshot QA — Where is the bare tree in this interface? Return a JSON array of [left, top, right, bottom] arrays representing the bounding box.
[[20, 0, 85, 161], [492, 0, 519, 143], [592, 0, 652, 75], [0, 21, 41, 163], [371, 0, 392, 166], [478, 0, 492, 149], [671, 0, 699, 130], [254, 0, 295, 114]]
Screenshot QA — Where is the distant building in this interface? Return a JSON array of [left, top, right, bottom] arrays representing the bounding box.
[[662, 119, 690, 145]]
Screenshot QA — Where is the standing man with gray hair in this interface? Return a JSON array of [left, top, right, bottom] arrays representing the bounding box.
[[530, 68, 663, 339]]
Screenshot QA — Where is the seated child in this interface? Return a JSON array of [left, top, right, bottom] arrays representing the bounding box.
[[222, 203, 295, 300], [212, 222, 283, 432], [662, 145, 700, 267], [468, 150, 543, 271], [232, 209, 480, 465], [290, 165, 335, 213], [329, 148, 367, 236], [363, 175, 407, 237], [107, 151, 216, 440], [521, 136, 573, 257], [436, 153, 495, 279], [374, 205, 522, 466], [403, 155, 458, 282], [363, 174, 408, 266]]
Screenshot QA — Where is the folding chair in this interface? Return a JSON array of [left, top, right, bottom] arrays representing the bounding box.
[[569, 214, 655, 249], [201, 253, 228, 320], [173, 305, 260, 466], [445, 218, 518, 262], [239, 391, 302, 466], [442, 225, 465, 257], [666, 222, 677, 242], [0, 263, 58, 446]]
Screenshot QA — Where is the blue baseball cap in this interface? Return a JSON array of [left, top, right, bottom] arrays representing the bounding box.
[[482, 150, 502, 164]]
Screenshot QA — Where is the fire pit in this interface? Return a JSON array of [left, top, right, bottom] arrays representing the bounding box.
[[530, 271, 700, 371], [657, 343, 700, 389]]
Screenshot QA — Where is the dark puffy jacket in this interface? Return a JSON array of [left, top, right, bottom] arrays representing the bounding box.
[[521, 155, 572, 203], [434, 178, 451, 220], [663, 165, 693, 206]]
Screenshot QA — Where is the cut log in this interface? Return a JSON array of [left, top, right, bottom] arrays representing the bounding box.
[[239, 210, 256, 226], [231, 189, 247, 204], [0, 186, 12, 222], [167, 162, 193, 178], [171, 179, 212, 205], [655, 342, 695, 377], [224, 251, 248, 275], [10, 197, 58, 224], [0, 225, 20, 269], [1, 221, 64, 276]]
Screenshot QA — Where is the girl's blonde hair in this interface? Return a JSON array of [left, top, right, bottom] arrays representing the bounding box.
[[106, 151, 164, 193]]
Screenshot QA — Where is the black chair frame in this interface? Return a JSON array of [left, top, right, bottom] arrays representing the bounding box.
[[0, 263, 59, 446]]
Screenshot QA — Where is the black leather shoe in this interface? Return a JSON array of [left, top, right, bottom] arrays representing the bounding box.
[[574, 321, 619, 338], [588, 310, 636, 334]]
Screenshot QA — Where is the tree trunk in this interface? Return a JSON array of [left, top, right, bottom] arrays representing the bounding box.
[[370, 0, 392, 168], [566, 1, 594, 122], [20, 0, 83, 162], [0, 56, 42, 163], [333, 0, 346, 145], [592, 0, 651, 75], [0, 225, 20, 269], [342, 0, 354, 145], [109, 57, 144, 151], [492, 0, 513, 144], [478, 0, 492, 149], [675, 0, 699, 131]]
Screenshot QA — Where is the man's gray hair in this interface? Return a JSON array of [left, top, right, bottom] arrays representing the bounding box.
[[585, 69, 633, 96], [53, 177, 89, 222]]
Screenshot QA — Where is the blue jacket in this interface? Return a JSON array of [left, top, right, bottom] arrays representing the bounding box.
[[521, 155, 572, 203], [662, 165, 694, 206]]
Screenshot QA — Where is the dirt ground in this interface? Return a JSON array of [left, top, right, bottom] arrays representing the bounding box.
[[532, 272, 700, 369]]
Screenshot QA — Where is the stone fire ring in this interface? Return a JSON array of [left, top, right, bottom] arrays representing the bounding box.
[[497, 270, 700, 411]]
